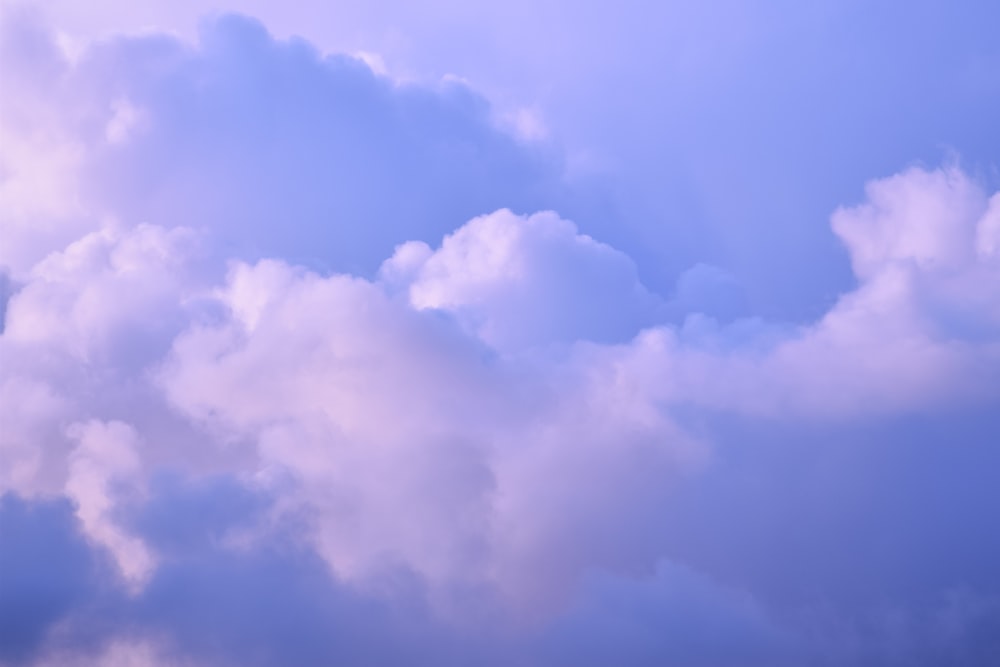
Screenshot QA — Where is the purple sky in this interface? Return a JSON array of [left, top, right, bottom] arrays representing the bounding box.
[[1, 2, 999, 665]]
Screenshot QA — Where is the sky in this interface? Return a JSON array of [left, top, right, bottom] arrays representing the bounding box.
[[0, 1, 999, 665]]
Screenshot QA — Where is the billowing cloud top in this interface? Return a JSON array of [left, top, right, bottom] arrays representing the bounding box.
[[1, 4, 1000, 667]]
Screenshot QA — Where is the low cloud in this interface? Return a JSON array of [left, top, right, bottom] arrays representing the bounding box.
[[2, 7, 1000, 666]]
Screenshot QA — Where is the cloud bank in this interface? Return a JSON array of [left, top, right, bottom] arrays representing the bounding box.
[[2, 7, 1000, 667]]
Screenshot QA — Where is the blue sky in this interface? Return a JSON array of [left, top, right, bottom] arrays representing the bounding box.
[[1, 2, 999, 665]]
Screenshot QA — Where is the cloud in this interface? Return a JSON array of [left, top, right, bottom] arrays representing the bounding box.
[[0, 10, 574, 281], [156, 238, 703, 610], [149, 164, 1000, 663], [0, 483, 793, 667], [0, 483, 518, 667], [14, 0, 1000, 321], [10, 440, 998, 667], [4, 121, 1000, 663], [2, 7, 1000, 666], [2, 174, 999, 665], [0, 223, 210, 501], [64, 420, 154, 587], [383, 208, 664, 350], [609, 166, 1000, 420]]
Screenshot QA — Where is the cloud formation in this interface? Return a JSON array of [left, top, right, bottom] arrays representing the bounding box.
[[0, 10, 571, 278], [2, 6, 1000, 667]]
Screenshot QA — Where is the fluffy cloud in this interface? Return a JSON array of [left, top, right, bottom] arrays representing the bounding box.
[[64, 420, 153, 587], [2, 6, 1000, 666], [384, 208, 663, 350], [4, 164, 1000, 663], [0, 223, 206, 498], [156, 226, 703, 611], [621, 167, 1000, 420], [0, 9, 574, 280]]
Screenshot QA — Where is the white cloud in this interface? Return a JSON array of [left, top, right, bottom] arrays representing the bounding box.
[[2, 8, 1000, 664], [388, 208, 663, 351], [1, 160, 997, 621], [0, 222, 220, 504], [158, 242, 703, 612], [626, 167, 1000, 419], [65, 420, 154, 586]]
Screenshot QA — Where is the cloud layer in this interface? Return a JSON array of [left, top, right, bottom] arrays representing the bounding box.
[[2, 7, 1000, 667]]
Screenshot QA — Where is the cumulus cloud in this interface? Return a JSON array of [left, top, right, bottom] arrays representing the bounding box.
[[0, 9, 575, 279], [2, 6, 1000, 667], [0, 223, 210, 500], [4, 165, 1000, 665], [156, 236, 703, 611], [383, 208, 664, 350], [609, 167, 1000, 420]]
